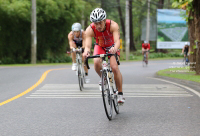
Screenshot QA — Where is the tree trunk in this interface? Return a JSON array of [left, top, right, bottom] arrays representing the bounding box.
[[193, 0, 200, 75], [158, 0, 164, 9], [188, 10, 196, 71], [116, 0, 125, 39], [84, 16, 88, 31], [168, 0, 170, 9], [129, 0, 136, 51], [101, 0, 105, 9], [157, 0, 165, 53]]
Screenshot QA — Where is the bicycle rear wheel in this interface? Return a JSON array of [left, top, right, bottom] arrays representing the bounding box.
[[78, 64, 84, 91], [183, 57, 186, 66], [101, 70, 113, 120]]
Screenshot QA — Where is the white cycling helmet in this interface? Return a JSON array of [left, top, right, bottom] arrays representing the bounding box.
[[90, 8, 106, 23], [72, 23, 82, 31], [144, 41, 148, 43], [185, 42, 189, 46]]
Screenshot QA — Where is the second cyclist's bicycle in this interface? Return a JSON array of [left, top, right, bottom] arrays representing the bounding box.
[[85, 52, 120, 120], [73, 47, 86, 91]]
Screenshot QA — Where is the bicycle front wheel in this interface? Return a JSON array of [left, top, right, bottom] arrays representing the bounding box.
[[142, 57, 146, 67], [113, 88, 119, 114], [78, 64, 84, 91], [101, 70, 113, 120]]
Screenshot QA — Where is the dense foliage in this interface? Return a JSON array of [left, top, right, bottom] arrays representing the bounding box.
[[0, 0, 94, 64], [0, 0, 182, 64]]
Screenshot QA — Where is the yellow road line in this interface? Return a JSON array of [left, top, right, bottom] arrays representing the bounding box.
[[0, 68, 67, 106]]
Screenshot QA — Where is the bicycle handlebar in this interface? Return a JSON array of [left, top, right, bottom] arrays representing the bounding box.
[[85, 53, 120, 69]]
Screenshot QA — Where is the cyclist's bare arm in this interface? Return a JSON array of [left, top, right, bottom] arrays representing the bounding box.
[[142, 48, 145, 52], [182, 46, 185, 54], [110, 20, 120, 53], [68, 31, 76, 49], [83, 26, 95, 57]]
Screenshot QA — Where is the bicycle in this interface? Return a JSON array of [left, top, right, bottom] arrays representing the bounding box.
[[183, 53, 189, 66], [85, 52, 120, 120], [142, 50, 149, 67], [73, 47, 86, 91]]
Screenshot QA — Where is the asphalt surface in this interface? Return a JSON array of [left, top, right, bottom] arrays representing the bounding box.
[[0, 59, 200, 136]]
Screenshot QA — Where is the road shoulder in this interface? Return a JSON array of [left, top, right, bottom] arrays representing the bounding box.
[[155, 73, 200, 94]]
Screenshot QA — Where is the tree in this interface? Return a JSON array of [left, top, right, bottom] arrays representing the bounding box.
[[101, 0, 105, 9], [158, 0, 164, 9], [193, 0, 200, 74], [157, 0, 165, 53], [172, 0, 200, 75], [188, 8, 196, 71], [0, 0, 86, 63], [116, 0, 125, 39], [129, 0, 136, 51]]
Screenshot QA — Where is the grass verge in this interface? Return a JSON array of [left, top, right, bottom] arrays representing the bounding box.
[[157, 67, 200, 83]]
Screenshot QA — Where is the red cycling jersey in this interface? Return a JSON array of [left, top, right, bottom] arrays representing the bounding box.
[[90, 19, 114, 48], [142, 43, 150, 50]]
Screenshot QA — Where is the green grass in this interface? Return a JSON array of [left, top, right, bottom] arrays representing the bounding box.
[[0, 50, 183, 66], [0, 58, 94, 67], [119, 51, 183, 62], [157, 67, 200, 83]]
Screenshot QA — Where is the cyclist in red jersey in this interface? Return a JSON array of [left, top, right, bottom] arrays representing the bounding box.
[[83, 8, 125, 104], [142, 41, 150, 63]]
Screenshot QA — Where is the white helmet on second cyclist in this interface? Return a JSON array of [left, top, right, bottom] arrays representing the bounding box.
[[90, 8, 106, 23], [72, 23, 82, 31]]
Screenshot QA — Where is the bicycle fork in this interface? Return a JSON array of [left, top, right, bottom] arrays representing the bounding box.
[[76, 54, 83, 77]]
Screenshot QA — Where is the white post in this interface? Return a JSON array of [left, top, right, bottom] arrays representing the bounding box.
[[146, 0, 150, 43], [31, 0, 37, 64], [125, 0, 130, 61]]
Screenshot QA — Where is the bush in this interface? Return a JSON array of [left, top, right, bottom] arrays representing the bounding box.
[[149, 52, 181, 59], [1, 57, 15, 64], [129, 54, 139, 60], [168, 52, 182, 57], [0, 0, 85, 64]]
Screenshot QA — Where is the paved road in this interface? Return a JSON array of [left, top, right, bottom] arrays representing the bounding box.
[[0, 60, 200, 136]]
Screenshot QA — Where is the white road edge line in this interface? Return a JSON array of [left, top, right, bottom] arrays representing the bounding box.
[[148, 77, 200, 98]]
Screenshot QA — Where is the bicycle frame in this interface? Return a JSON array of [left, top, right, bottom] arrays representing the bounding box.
[[102, 57, 117, 99], [85, 53, 120, 120], [86, 53, 118, 94]]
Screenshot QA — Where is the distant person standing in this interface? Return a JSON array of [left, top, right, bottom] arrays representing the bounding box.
[[142, 41, 150, 64]]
